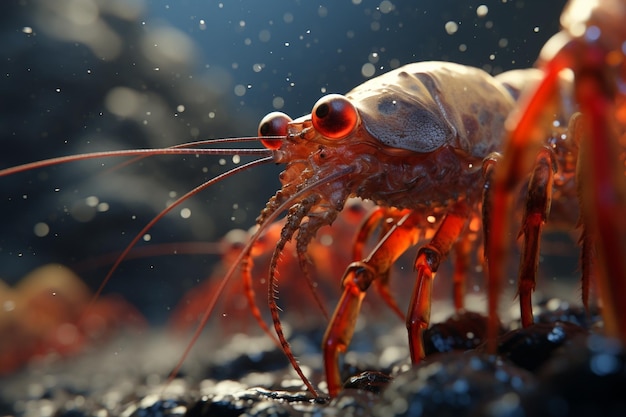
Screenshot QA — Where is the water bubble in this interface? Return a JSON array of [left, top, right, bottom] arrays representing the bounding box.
[[259, 29, 271, 42], [33, 222, 50, 237], [272, 96, 284, 109], [379, 0, 394, 13], [180, 208, 191, 219], [234, 84, 246, 97], [445, 21, 459, 35], [361, 63, 376, 78]]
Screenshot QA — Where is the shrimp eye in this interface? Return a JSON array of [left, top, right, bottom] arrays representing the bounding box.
[[311, 94, 358, 139], [258, 111, 292, 150]]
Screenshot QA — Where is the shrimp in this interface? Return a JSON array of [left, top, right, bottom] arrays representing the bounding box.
[[0, 58, 580, 398], [486, 0, 626, 350], [0, 61, 515, 397], [253, 61, 520, 397], [0, 2, 600, 401], [0, 264, 145, 374]]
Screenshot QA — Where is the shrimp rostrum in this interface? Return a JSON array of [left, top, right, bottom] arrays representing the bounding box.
[[255, 61, 516, 397]]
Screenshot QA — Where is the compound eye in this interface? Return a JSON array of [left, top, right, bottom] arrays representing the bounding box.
[[258, 111, 292, 150], [311, 94, 358, 139]]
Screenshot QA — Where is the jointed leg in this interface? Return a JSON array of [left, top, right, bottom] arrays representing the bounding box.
[[322, 210, 421, 397], [407, 202, 470, 362], [517, 147, 556, 327]]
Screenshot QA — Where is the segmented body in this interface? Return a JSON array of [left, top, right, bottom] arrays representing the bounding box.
[[252, 61, 583, 396]]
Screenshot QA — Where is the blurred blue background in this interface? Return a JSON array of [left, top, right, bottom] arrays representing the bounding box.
[[0, 0, 568, 323]]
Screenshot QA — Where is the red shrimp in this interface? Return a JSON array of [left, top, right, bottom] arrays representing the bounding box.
[[0, 264, 145, 374], [0, 58, 572, 398], [0, 54, 598, 400], [486, 0, 626, 351]]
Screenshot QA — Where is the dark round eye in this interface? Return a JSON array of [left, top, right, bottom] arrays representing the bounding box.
[[258, 111, 292, 150], [311, 94, 358, 139]]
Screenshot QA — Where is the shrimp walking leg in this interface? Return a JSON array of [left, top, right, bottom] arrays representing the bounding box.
[[407, 203, 470, 362], [322, 210, 422, 397], [517, 147, 556, 327], [575, 63, 626, 338], [353, 207, 411, 320]]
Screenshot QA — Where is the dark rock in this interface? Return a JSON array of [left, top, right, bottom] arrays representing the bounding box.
[[496, 321, 587, 372], [373, 352, 535, 417], [521, 334, 626, 417], [423, 311, 499, 355], [343, 371, 393, 394]]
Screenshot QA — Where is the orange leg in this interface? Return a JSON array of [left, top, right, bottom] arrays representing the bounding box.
[[486, 56, 565, 352], [322, 210, 421, 397], [575, 66, 626, 339], [571, 112, 596, 312], [517, 147, 556, 327], [452, 234, 472, 311], [407, 203, 470, 362], [353, 207, 411, 320]]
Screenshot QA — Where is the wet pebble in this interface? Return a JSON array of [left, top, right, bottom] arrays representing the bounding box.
[[520, 334, 626, 416], [373, 351, 535, 417], [423, 310, 501, 355], [3, 302, 624, 417], [496, 321, 587, 372]]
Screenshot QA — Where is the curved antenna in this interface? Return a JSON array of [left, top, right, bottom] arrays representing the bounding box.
[[83, 156, 275, 318], [101, 136, 283, 174], [0, 147, 273, 177]]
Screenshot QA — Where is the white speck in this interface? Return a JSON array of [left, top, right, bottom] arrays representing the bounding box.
[[476, 5, 488, 17], [180, 208, 191, 219], [143, 234, 151, 242], [445, 21, 459, 35], [85, 196, 99, 207]]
